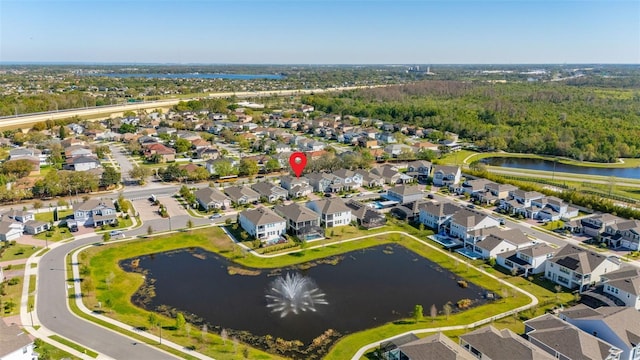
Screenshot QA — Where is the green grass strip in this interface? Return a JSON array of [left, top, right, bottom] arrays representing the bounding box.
[[48, 335, 99, 358]]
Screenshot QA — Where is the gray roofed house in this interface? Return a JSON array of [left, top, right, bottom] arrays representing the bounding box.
[[195, 187, 231, 210], [251, 181, 288, 203], [371, 164, 410, 185], [470, 228, 535, 260], [346, 200, 386, 229], [406, 160, 432, 178], [238, 207, 286, 242], [449, 208, 501, 242], [545, 245, 621, 292], [23, 220, 50, 235], [524, 314, 622, 360], [0, 219, 23, 241], [224, 185, 260, 205], [560, 305, 640, 360], [355, 169, 384, 188], [418, 202, 462, 232], [0, 319, 37, 359], [601, 267, 640, 309], [274, 203, 321, 237], [432, 165, 461, 186], [603, 219, 640, 250], [306, 198, 352, 228], [386, 184, 425, 204], [4, 209, 35, 223], [497, 242, 557, 275], [582, 213, 623, 237], [459, 325, 555, 360], [72, 198, 117, 227], [383, 332, 475, 360]]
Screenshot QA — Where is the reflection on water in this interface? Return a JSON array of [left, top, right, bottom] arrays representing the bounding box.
[[483, 157, 640, 179]]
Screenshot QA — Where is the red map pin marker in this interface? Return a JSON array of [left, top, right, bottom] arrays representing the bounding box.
[[289, 152, 307, 178]]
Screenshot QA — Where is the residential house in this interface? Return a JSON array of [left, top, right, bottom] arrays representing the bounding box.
[[23, 220, 50, 235], [432, 165, 461, 186], [391, 200, 430, 221], [143, 143, 176, 163], [456, 179, 492, 196], [71, 199, 117, 227], [377, 132, 397, 144], [449, 209, 501, 242], [532, 196, 579, 221], [524, 314, 622, 360], [497, 243, 557, 275], [72, 155, 101, 171], [195, 187, 231, 210], [500, 190, 546, 218], [471, 228, 536, 260], [9, 147, 48, 166], [0, 319, 37, 360], [477, 182, 518, 205], [600, 267, 640, 310], [331, 169, 363, 190], [603, 219, 640, 250], [279, 175, 313, 198], [418, 202, 462, 233], [345, 200, 386, 229], [224, 186, 260, 205], [371, 165, 412, 185], [386, 185, 425, 205], [0, 219, 23, 241], [459, 326, 554, 360], [545, 245, 621, 292], [238, 207, 286, 243], [4, 209, 35, 223], [306, 199, 352, 228], [406, 160, 432, 180], [274, 203, 322, 237], [251, 182, 288, 203], [357, 137, 379, 149], [384, 144, 412, 158], [560, 305, 640, 360], [196, 147, 220, 160], [382, 332, 475, 360], [354, 170, 385, 188], [581, 214, 623, 237], [306, 173, 342, 193]]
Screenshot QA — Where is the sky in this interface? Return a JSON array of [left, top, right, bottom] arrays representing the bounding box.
[[1, 0, 639, 64]]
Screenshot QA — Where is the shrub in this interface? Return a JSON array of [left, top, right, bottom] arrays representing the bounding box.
[[8, 277, 20, 286], [457, 280, 468, 288], [457, 298, 472, 309]]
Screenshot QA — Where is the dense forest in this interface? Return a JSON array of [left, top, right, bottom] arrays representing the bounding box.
[[303, 80, 640, 162]]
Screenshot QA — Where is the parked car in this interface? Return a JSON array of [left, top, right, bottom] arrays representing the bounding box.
[[209, 214, 223, 219], [427, 193, 435, 199], [467, 204, 476, 209], [110, 230, 123, 237], [344, 194, 354, 198], [69, 225, 79, 233]]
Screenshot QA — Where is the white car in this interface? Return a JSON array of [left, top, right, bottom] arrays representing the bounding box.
[[209, 214, 223, 220]]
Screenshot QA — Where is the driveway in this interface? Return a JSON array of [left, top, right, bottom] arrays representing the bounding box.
[[109, 143, 136, 185]]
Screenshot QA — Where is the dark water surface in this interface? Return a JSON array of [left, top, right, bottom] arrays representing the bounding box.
[[483, 157, 640, 179], [122, 244, 487, 344]]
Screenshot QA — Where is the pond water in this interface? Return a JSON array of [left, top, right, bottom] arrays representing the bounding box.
[[87, 73, 284, 80], [482, 157, 640, 179], [121, 244, 488, 352]]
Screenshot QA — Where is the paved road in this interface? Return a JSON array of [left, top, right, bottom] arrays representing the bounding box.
[[37, 235, 177, 360]]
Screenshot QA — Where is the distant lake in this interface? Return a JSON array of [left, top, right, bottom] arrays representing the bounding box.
[[482, 157, 640, 179], [85, 73, 285, 80], [122, 245, 487, 357]]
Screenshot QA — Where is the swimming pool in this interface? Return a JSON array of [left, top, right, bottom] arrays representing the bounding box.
[[429, 235, 461, 249], [456, 248, 483, 260]]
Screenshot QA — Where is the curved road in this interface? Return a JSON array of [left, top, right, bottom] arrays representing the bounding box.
[[37, 235, 176, 359]]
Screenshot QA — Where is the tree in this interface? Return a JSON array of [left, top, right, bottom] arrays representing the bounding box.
[[102, 232, 111, 242], [81, 277, 94, 296], [1, 159, 35, 178], [221, 328, 228, 345], [101, 166, 121, 188], [59, 125, 67, 139], [213, 160, 238, 177], [175, 313, 186, 331], [187, 219, 193, 230], [174, 138, 192, 153], [430, 304, 437, 322], [117, 192, 130, 213], [129, 165, 151, 185], [147, 225, 153, 236], [238, 158, 259, 177], [201, 324, 208, 344], [33, 200, 43, 211], [148, 313, 159, 330], [413, 304, 423, 322], [265, 157, 281, 173], [443, 302, 452, 320]]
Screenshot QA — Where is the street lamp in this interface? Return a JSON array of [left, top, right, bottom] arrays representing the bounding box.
[[29, 305, 34, 327], [168, 216, 172, 231]]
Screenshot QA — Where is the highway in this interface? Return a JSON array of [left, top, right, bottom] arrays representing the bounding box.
[[0, 86, 373, 129]]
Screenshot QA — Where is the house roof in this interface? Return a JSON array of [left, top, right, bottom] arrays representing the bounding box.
[[451, 209, 491, 228], [420, 202, 462, 217], [388, 185, 424, 197], [432, 165, 460, 175], [561, 305, 640, 349], [460, 325, 554, 360], [399, 333, 476, 360], [519, 243, 556, 258], [224, 186, 260, 202], [0, 219, 21, 234], [309, 198, 351, 215], [0, 319, 33, 357], [491, 228, 532, 246], [524, 314, 620, 360], [346, 200, 385, 222], [195, 187, 229, 204], [240, 207, 285, 226], [602, 267, 640, 296], [274, 203, 319, 223], [407, 160, 432, 169], [550, 245, 618, 275], [73, 199, 114, 212], [251, 182, 287, 197]]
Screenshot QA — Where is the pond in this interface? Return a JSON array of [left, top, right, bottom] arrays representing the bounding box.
[[121, 244, 489, 358], [482, 157, 640, 179]]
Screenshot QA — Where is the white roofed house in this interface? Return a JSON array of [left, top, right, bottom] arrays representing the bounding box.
[[545, 244, 621, 292], [600, 267, 640, 309], [471, 228, 536, 260], [431, 165, 461, 187], [238, 207, 286, 244], [497, 242, 556, 276], [71, 198, 117, 228], [274, 203, 322, 238], [195, 187, 231, 210], [251, 181, 288, 203], [306, 198, 352, 228], [449, 208, 501, 244]]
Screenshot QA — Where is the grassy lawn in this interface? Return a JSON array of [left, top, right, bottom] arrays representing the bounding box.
[[1, 276, 22, 316], [34, 226, 73, 242], [0, 244, 41, 261], [3, 263, 25, 271], [35, 209, 73, 223], [94, 216, 134, 233], [77, 221, 550, 360], [49, 335, 99, 358], [33, 339, 81, 360]]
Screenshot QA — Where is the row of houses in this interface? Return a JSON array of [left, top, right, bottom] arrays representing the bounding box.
[[236, 198, 386, 244], [0, 209, 50, 241], [385, 304, 640, 360]]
